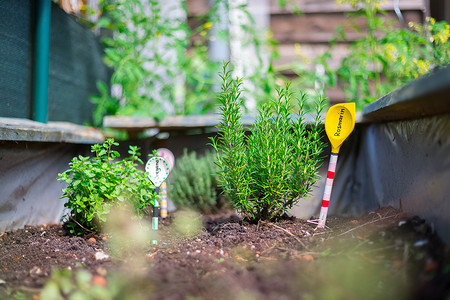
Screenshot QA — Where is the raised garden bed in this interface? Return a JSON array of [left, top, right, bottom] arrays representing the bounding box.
[[0, 206, 448, 299]]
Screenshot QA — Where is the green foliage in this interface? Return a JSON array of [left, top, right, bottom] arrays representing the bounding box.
[[90, 0, 189, 126], [58, 138, 155, 235], [85, 0, 297, 126], [210, 63, 326, 221], [322, 0, 450, 110], [40, 269, 113, 300], [168, 149, 226, 214]]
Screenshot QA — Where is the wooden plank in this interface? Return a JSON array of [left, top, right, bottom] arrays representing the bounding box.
[[271, 10, 423, 43], [269, 0, 425, 14], [187, 0, 209, 17], [186, 0, 425, 16], [363, 65, 450, 122], [103, 116, 157, 130], [273, 43, 350, 70], [0, 118, 104, 144]]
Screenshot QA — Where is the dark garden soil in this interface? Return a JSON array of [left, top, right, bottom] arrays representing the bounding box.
[[0, 206, 449, 299]]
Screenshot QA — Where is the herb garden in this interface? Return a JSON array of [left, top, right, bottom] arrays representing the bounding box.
[[0, 0, 449, 299]]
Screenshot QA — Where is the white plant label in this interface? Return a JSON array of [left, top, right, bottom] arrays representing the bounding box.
[[146, 157, 170, 187]]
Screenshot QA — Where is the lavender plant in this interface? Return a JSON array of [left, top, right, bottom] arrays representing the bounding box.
[[210, 64, 326, 221], [168, 149, 226, 214]]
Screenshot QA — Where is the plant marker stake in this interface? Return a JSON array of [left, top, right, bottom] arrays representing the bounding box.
[[156, 148, 175, 218], [146, 157, 170, 245], [160, 182, 168, 218], [317, 102, 355, 228], [152, 188, 160, 245]]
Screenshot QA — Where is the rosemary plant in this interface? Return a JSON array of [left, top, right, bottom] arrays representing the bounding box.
[[210, 64, 326, 221]]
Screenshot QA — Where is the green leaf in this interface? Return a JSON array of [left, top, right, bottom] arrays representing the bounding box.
[[40, 281, 62, 300]]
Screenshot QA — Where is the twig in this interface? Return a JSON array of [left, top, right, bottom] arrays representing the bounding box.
[[337, 214, 400, 237], [262, 221, 307, 248], [69, 215, 96, 233]]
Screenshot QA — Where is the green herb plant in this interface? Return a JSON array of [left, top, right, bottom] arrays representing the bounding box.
[[210, 63, 326, 221], [58, 138, 155, 235], [90, 0, 190, 126], [321, 0, 450, 110], [168, 149, 227, 214], [82, 0, 300, 126]]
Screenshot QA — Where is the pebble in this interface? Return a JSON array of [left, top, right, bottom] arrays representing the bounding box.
[[95, 251, 110, 261], [414, 239, 428, 247], [88, 237, 96, 243], [29, 266, 43, 277], [92, 275, 107, 287], [97, 267, 107, 276], [398, 221, 407, 227]]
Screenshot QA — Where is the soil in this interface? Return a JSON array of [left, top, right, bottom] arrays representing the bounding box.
[[0, 206, 449, 300]]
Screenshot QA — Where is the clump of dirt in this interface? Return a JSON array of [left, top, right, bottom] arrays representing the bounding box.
[[0, 206, 449, 299]]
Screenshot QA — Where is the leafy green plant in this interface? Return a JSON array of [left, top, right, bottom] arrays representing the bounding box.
[[58, 138, 155, 235], [168, 149, 227, 214], [322, 0, 450, 110], [40, 269, 113, 300], [210, 63, 326, 221], [84, 0, 297, 126], [90, 0, 190, 126]]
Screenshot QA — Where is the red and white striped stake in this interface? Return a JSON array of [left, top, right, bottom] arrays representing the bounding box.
[[317, 153, 338, 228], [310, 102, 355, 229]]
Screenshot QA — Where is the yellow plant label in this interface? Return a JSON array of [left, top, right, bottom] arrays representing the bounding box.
[[325, 102, 356, 153]]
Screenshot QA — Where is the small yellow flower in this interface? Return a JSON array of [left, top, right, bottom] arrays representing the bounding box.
[[400, 55, 406, 64], [294, 43, 310, 63], [294, 43, 302, 56], [204, 22, 212, 30], [385, 43, 398, 62]]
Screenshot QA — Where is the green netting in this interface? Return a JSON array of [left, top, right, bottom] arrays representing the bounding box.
[[0, 0, 33, 119], [47, 4, 110, 125], [0, 0, 110, 125]]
